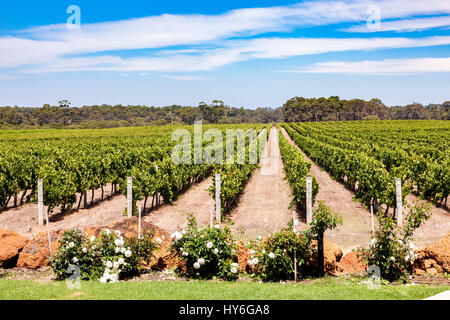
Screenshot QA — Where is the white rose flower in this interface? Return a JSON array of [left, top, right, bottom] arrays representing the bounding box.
[[90, 236, 96, 242], [252, 258, 259, 265], [409, 242, 415, 250], [109, 273, 118, 283], [269, 252, 275, 259], [231, 267, 238, 274], [106, 261, 113, 268], [231, 263, 238, 267], [262, 249, 266, 254], [206, 242, 213, 249], [99, 276, 107, 284], [250, 250, 255, 255], [115, 230, 121, 237], [182, 251, 189, 256], [256, 235, 262, 240], [115, 247, 120, 253], [247, 259, 253, 266], [405, 255, 410, 262], [69, 242, 75, 248], [193, 262, 201, 269], [390, 256, 395, 262], [370, 238, 377, 247], [198, 258, 205, 265], [113, 261, 120, 269], [118, 258, 124, 265], [125, 250, 132, 258], [181, 230, 186, 235], [214, 224, 220, 229], [213, 248, 219, 255], [104, 229, 111, 235], [114, 239, 122, 247], [121, 247, 126, 254], [72, 257, 78, 263], [398, 240, 403, 245], [155, 237, 162, 245]]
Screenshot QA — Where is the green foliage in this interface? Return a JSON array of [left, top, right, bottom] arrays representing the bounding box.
[[248, 228, 311, 282], [308, 200, 343, 237], [50, 228, 158, 282], [278, 127, 319, 210], [170, 217, 239, 280], [356, 202, 432, 281]]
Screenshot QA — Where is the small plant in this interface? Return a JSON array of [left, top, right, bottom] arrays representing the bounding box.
[[308, 200, 343, 277], [247, 228, 311, 282], [356, 201, 431, 281], [170, 217, 239, 280], [50, 227, 158, 282]]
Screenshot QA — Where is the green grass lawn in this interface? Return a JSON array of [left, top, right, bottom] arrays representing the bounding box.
[[0, 276, 448, 300]]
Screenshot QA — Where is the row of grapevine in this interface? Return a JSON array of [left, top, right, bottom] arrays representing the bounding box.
[[209, 124, 270, 214], [282, 123, 409, 214], [294, 120, 449, 207], [0, 124, 264, 216], [277, 126, 319, 211]]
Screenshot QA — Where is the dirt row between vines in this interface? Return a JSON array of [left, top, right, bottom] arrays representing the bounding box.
[[229, 127, 295, 238], [0, 178, 215, 239], [280, 126, 449, 252]]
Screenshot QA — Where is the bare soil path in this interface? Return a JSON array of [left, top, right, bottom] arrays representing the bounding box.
[[229, 127, 295, 239], [0, 185, 128, 239], [142, 177, 214, 234], [404, 194, 450, 247], [0, 176, 214, 239]]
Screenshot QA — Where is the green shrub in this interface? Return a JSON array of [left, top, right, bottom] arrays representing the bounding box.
[[247, 228, 311, 282], [170, 217, 239, 280], [356, 202, 431, 281], [50, 228, 158, 282]]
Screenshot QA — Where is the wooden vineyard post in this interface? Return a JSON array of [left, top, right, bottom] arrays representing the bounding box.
[[215, 174, 221, 224], [138, 204, 141, 239], [370, 202, 375, 233], [210, 205, 214, 228], [293, 210, 297, 282], [306, 176, 312, 224], [37, 179, 44, 226], [395, 178, 403, 227], [127, 177, 133, 218]]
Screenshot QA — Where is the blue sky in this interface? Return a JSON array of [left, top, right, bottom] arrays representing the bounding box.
[[0, 0, 449, 108]]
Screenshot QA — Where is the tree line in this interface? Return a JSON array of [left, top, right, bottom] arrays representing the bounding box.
[[0, 97, 448, 129]]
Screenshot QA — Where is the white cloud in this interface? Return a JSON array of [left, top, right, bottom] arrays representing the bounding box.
[[290, 57, 450, 74], [1, 0, 450, 73], [343, 15, 450, 33], [22, 36, 450, 73], [163, 75, 203, 80]]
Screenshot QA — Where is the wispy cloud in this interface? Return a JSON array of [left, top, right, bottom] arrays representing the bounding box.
[[343, 15, 450, 33], [1, 0, 450, 74], [163, 75, 203, 80], [21, 36, 450, 73], [289, 57, 450, 74]]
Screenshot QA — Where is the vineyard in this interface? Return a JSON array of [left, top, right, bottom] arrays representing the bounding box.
[[0, 120, 449, 289], [282, 120, 449, 212]]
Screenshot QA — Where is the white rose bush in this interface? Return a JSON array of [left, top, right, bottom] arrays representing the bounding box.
[[170, 217, 239, 280], [356, 201, 431, 281], [246, 226, 311, 282], [50, 228, 159, 282]]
